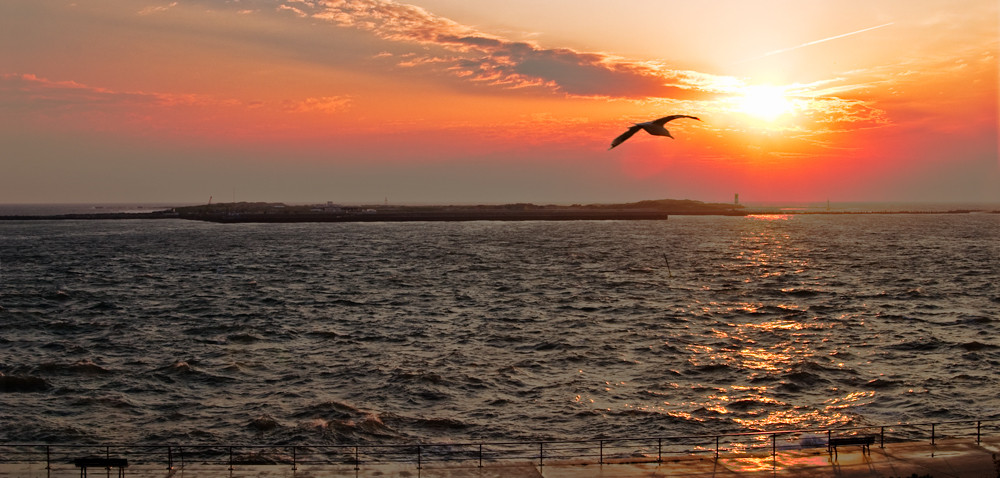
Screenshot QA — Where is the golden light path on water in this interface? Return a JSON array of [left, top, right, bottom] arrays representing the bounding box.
[[719, 215, 875, 430], [580, 214, 880, 438]]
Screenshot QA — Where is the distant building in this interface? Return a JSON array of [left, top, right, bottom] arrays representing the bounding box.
[[313, 201, 342, 213]]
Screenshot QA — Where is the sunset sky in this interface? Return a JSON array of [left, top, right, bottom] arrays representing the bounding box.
[[1, 0, 997, 205]]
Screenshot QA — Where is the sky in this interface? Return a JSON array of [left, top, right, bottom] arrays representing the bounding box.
[[1, 0, 997, 205]]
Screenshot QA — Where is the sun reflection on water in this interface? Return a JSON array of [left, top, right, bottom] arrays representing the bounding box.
[[746, 214, 791, 221], [671, 215, 863, 432], [577, 215, 879, 434], [825, 390, 875, 410]]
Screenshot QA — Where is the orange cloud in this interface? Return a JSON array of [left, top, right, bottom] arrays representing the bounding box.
[[283, 96, 352, 113], [0, 73, 355, 141], [0, 73, 180, 111], [137, 2, 178, 16], [282, 0, 721, 100]]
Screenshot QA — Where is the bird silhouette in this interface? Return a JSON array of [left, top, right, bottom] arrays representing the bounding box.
[[609, 115, 701, 150]]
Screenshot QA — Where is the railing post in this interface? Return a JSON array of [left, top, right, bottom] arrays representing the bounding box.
[[167, 446, 173, 470], [977, 421, 981, 445], [478, 443, 483, 468], [291, 446, 297, 471], [931, 423, 936, 446], [771, 433, 776, 467], [354, 446, 360, 471], [657, 438, 662, 463], [880, 427, 885, 448], [538, 442, 544, 468], [228, 446, 234, 471], [715, 436, 719, 459], [599, 440, 603, 465], [827, 430, 832, 454], [45, 445, 50, 470], [417, 445, 422, 470]]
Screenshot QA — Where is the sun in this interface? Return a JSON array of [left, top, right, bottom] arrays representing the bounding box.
[[736, 85, 794, 122]]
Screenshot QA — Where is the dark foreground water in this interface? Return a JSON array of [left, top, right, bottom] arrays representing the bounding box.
[[1, 214, 998, 445]]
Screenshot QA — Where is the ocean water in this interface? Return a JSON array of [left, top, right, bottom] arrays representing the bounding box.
[[0, 214, 998, 446]]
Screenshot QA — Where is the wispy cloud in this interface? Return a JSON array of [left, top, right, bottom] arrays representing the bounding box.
[[737, 22, 896, 64], [277, 4, 307, 18], [0, 73, 350, 138], [0, 73, 353, 113], [138, 1, 178, 16], [284, 96, 352, 113], [278, 0, 719, 100], [0, 73, 170, 109], [0, 73, 226, 111]]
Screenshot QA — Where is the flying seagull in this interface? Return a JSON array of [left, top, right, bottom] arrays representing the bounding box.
[[609, 114, 701, 150]]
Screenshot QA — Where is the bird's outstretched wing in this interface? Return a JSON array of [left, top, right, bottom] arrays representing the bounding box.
[[609, 125, 642, 150], [650, 115, 701, 125]]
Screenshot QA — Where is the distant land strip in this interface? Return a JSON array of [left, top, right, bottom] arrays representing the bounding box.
[[1, 200, 996, 222]]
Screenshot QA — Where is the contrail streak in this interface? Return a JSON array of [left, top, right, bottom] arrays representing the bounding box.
[[737, 22, 895, 63]]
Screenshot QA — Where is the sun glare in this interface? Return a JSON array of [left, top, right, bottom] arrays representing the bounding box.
[[737, 85, 793, 122]]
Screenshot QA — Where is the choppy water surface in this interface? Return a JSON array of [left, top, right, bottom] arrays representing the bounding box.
[[1, 214, 998, 445]]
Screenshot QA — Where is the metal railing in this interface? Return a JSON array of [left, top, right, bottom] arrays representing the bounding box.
[[0, 419, 995, 471]]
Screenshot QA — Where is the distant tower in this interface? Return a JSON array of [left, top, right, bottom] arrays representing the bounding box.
[[734, 193, 739, 205]]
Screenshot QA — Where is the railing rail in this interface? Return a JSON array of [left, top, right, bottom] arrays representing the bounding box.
[[0, 419, 995, 471]]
